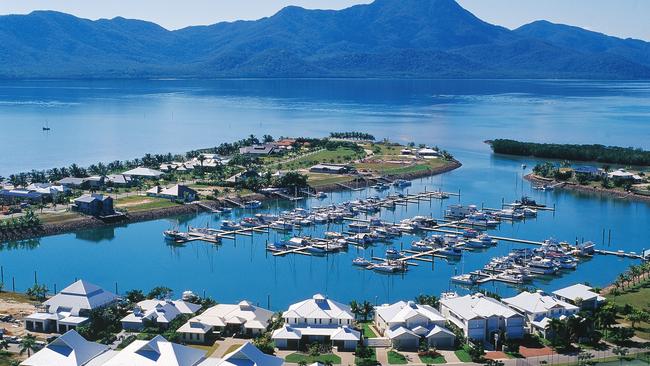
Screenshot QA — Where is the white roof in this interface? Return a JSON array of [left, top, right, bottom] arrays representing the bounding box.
[[553, 284, 604, 302], [122, 300, 200, 325], [440, 293, 520, 320], [122, 167, 164, 178], [44, 280, 118, 315], [102, 335, 206, 366], [271, 325, 360, 341], [385, 326, 419, 340], [178, 302, 273, 335], [20, 330, 109, 366], [283, 294, 354, 321], [426, 325, 456, 339], [199, 343, 283, 366], [376, 301, 445, 325], [503, 291, 578, 314]]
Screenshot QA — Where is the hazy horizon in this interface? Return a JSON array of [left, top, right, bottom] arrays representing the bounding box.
[[0, 0, 648, 41]]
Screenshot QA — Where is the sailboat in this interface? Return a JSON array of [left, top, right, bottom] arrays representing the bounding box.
[[42, 121, 51, 131]]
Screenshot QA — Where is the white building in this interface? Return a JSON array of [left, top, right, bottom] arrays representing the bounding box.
[[20, 330, 110, 366], [200, 342, 284, 366], [121, 299, 201, 331], [552, 284, 606, 310], [24, 280, 118, 334], [416, 148, 440, 158], [439, 293, 524, 343], [272, 294, 359, 351], [374, 301, 455, 350], [503, 291, 579, 337], [103, 335, 207, 366], [122, 167, 164, 179], [177, 300, 273, 344]]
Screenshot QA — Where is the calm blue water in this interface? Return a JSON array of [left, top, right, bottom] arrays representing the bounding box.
[[0, 79, 649, 310]]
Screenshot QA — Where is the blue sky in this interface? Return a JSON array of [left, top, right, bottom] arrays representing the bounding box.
[[1, 0, 648, 41]]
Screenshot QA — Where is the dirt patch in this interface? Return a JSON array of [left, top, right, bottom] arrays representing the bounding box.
[[519, 345, 555, 357], [485, 351, 509, 360], [0, 297, 37, 337]]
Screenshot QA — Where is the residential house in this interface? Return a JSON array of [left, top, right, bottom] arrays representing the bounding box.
[[72, 194, 115, 217], [239, 144, 277, 156], [573, 166, 601, 177], [375, 301, 455, 350], [309, 164, 351, 174], [0, 189, 45, 203], [24, 280, 118, 334], [272, 294, 360, 351], [122, 167, 164, 179], [552, 284, 606, 310], [274, 138, 296, 150], [177, 300, 273, 344], [439, 293, 525, 343], [225, 170, 260, 184], [503, 290, 579, 337], [121, 299, 201, 331], [607, 169, 644, 182], [147, 184, 198, 202], [58, 177, 87, 188], [102, 335, 207, 366], [20, 330, 111, 366], [106, 174, 133, 187]]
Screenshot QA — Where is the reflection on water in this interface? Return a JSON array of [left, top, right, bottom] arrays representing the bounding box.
[[0, 238, 40, 251], [0, 79, 648, 309]]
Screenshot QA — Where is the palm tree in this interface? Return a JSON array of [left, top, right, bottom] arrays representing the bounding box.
[[349, 300, 360, 321], [0, 338, 9, 351], [626, 310, 645, 329], [197, 154, 206, 167], [19, 334, 39, 357], [361, 301, 374, 322]]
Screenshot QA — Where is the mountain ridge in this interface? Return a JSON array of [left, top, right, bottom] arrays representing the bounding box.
[[0, 0, 649, 79]]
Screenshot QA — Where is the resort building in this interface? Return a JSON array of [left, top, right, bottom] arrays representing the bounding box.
[[374, 301, 455, 350], [271, 294, 360, 351], [274, 138, 296, 150], [239, 144, 277, 156], [503, 290, 579, 337], [102, 335, 207, 366], [552, 284, 606, 310], [24, 280, 118, 334], [121, 299, 201, 331], [20, 330, 111, 366], [0, 189, 46, 203], [72, 194, 115, 217], [439, 293, 525, 343], [177, 300, 273, 344], [146, 184, 198, 202], [416, 148, 440, 157], [309, 164, 351, 174], [122, 167, 164, 179]]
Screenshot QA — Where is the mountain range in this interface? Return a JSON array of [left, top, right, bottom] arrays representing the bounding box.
[[1, 0, 649, 79]]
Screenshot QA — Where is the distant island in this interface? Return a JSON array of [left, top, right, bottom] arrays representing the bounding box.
[[489, 139, 650, 166], [1, 0, 650, 79]]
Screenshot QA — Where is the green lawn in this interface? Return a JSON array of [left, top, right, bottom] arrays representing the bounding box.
[[114, 196, 181, 212], [455, 349, 473, 362], [0, 351, 17, 366], [387, 350, 408, 364], [279, 147, 365, 170], [285, 352, 342, 364], [359, 321, 378, 338], [606, 280, 650, 339], [354, 158, 451, 176], [307, 173, 355, 188], [420, 354, 447, 364], [189, 341, 221, 357]]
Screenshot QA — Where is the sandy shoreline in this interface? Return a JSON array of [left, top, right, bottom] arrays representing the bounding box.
[[0, 161, 461, 243]]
